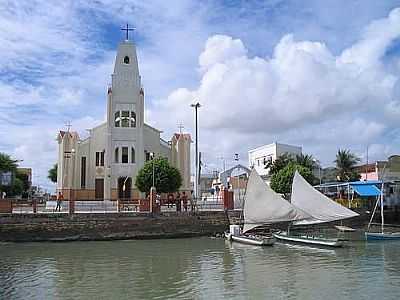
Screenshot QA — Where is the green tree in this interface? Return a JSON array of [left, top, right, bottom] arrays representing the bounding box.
[[270, 162, 315, 196], [0, 152, 18, 172], [16, 170, 31, 198], [135, 157, 182, 194], [0, 152, 21, 197], [295, 153, 316, 170], [334, 149, 361, 182], [48, 164, 58, 183], [265, 153, 294, 175]]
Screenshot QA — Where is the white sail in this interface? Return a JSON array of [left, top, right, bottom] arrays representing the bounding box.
[[291, 171, 359, 225], [243, 169, 310, 233]]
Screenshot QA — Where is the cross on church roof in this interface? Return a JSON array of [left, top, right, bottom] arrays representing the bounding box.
[[65, 121, 72, 132], [178, 123, 184, 133], [121, 23, 135, 40]]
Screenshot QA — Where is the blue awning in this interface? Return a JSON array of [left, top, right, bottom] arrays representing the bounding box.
[[351, 184, 381, 197]]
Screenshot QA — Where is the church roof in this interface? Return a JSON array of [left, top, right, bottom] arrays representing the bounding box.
[[144, 123, 162, 133], [58, 130, 79, 140], [173, 133, 192, 141]]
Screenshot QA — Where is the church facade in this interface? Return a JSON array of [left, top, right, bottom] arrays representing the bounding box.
[[56, 38, 191, 200]]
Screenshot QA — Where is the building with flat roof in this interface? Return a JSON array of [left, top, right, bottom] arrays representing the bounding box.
[[248, 142, 302, 177]]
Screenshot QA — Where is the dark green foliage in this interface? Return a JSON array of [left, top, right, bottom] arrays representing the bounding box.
[[135, 157, 182, 194], [266, 153, 294, 175], [295, 153, 316, 170], [0, 153, 18, 172], [270, 162, 315, 196], [334, 149, 361, 182], [0, 152, 25, 197], [48, 164, 58, 183], [266, 153, 316, 176]]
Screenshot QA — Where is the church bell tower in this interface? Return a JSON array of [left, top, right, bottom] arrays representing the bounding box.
[[104, 25, 145, 200]]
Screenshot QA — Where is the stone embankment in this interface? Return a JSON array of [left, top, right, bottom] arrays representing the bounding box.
[[1, 210, 399, 242], [0, 211, 241, 242]]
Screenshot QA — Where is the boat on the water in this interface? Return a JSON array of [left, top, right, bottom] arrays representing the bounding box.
[[274, 230, 343, 247], [365, 177, 400, 241], [225, 228, 274, 246], [274, 171, 359, 248], [226, 169, 309, 246]]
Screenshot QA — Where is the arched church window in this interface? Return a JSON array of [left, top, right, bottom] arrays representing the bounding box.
[[115, 111, 121, 127], [131, 147, 135, 163], [123, 56, 130, 64], [122, 147, 128, 163], [115, 147, 119, 163], [130, 111, 136, 127], [121, 111, 130, 127]]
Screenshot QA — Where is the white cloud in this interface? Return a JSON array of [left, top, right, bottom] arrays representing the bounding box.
[[149, 7, 400, 169]]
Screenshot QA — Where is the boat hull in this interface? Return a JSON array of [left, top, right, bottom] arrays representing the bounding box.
[[225, 232, 274, 246], [365, 232, 400, 240], [273, 232, 343, 247]]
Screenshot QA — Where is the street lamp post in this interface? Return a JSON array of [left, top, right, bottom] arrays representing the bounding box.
[[150, 152, 155, 188], [313, 159, 322, 186], [234, 153, 240, 206], [191, 102, 201, 201], [149, 152, 155, 213]]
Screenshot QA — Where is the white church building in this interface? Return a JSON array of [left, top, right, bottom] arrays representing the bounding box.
[[56, 33, 191, 201]]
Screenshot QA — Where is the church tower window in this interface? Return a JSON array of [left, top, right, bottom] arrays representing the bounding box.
[[121, 111, 130, 127], [131, 147, 135, 163], [115, 148, 119, 163], [123, 56, 130, 64], [130, 111, 136, 127], [122, 147, 129, 163], [115, 111, 121, 127]]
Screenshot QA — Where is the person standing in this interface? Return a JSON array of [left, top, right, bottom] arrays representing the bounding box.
[[176, 192, 181, 212], [56, 192, 63, 212], [182, 191, 188, 212]]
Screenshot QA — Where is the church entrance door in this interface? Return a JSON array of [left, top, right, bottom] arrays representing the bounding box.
[[95, 178, 104, 200], [118, 177, 131, 200]]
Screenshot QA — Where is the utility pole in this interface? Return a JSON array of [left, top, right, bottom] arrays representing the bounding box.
[[191, 102, 201, 200]]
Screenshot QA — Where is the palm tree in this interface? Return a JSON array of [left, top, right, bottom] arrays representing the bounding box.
[[0, 152, 19, 172], [295, 153, 316, 170], [334, 149, 361, 182]]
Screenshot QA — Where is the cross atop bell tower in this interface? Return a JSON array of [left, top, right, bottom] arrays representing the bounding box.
[[121, 23, 135, 41]]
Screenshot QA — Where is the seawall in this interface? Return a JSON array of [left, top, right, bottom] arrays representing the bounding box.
[[0, 211, 239, 242]]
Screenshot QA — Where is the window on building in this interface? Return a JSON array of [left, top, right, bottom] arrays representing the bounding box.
[[96, 152, 100, 166], [131, 147, 135, 163], [122, 147, 128, 163], [130, 111, 136, 127], [95, 151, 105, 167], [100, 150, 105, 166], [145, 150, 151, 161], [121, 111, 130, 127], [81, 157, 86, 189], [114, 110, 136, 128], [115, 111, 121, 127], [115, 148, 119, 163], [123, 56, 130, 64]]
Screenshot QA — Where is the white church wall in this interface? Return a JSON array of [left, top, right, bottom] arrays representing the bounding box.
[[143, 124, 161, 156]]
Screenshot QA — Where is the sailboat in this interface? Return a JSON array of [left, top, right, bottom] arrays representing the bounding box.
[[365, 182, 400, 240], [225, 169, 309, 246], [274, 171, 359, 247]]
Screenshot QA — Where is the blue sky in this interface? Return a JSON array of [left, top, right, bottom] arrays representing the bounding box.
[[1, 0, 400, 190]]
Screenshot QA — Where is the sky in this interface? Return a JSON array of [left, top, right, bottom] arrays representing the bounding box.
[[1, 0, 400, 191]]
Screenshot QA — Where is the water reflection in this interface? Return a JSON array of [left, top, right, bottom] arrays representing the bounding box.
[[1, 238, 400, 299]]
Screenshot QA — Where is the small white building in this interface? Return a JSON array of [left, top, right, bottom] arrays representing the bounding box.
[[56, 36, 191, 200], [248, 142, 302, 176]]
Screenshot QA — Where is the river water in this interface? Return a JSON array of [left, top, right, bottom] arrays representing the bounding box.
[[1, 237, 400, 300]]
